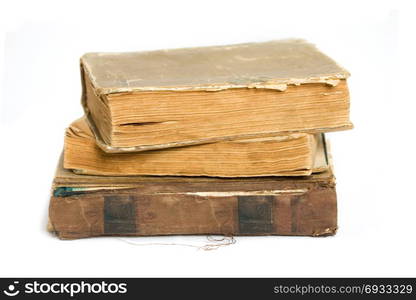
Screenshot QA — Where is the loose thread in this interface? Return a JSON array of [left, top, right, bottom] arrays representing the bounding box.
[[117, 235, 236, 251]]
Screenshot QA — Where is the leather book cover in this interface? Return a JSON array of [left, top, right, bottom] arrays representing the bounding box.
[[48, 155, 337, 239]]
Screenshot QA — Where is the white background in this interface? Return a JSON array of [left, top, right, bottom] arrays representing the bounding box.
[[1, 0, 415, 277]]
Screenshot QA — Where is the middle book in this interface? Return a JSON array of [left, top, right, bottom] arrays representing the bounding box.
[[64, 118, 327, 177]]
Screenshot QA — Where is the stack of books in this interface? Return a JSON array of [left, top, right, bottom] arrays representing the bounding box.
[[48, 39, 352, 239]]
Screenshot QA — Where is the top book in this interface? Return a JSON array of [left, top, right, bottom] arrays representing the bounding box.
[[81, 39, 352, 153]]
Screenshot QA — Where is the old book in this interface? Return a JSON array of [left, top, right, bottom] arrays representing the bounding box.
[[48, 154, 337, 239], [63, 117, 328, 177], [81, 39, 352, 153]]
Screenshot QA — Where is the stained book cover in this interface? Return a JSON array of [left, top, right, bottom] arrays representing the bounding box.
[[80, 39, 352, 153], [48, 154, 337, 239]]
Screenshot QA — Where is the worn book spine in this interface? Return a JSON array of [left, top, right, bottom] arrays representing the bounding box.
[[49, 181, 337, 239]]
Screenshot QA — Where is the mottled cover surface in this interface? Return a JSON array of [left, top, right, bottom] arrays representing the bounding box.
[[81, 39, 349, 94]]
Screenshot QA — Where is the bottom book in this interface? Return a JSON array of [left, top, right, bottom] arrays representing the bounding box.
[[48, 155, 337, 239]]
